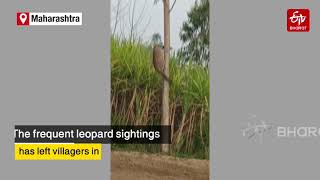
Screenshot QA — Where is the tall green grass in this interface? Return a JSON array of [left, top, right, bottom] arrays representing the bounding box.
[[111, 37, 209, 159]]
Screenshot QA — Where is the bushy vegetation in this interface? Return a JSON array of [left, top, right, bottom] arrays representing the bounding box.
[[111, 37, 209, 159], [178, 0, 210, 66]]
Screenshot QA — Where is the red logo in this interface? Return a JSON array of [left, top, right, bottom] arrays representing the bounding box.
[[287, 9, 310, 32], [17, 12, 30, 26]]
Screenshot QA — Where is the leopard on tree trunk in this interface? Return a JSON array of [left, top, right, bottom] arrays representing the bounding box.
[[153, 45, 170, 82]]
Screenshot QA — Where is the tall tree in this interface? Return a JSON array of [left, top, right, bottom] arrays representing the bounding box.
[[178, 0, 209, 66], [162, 0, 170, 153], [154, 0, 174, 154]]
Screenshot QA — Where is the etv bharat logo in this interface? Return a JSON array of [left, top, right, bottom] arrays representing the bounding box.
[[287, 9, 310, 32]]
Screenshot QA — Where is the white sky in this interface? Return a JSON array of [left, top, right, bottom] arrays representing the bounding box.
[[111, 0, 196, 50]]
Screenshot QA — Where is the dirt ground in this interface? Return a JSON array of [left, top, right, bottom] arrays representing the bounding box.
[[111, 151, 209, 180]]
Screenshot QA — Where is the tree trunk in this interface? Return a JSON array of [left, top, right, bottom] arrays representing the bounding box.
[[161, 0, 170, 153]]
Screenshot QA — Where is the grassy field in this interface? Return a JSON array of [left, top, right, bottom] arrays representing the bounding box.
[[111, 37, 209, 159]]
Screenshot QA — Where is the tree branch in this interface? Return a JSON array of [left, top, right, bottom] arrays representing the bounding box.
[[169, 0, 177, 13]]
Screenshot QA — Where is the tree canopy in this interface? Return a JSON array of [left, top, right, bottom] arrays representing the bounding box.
[[151, 33, 163, 46], [178, 0, 209, 67]]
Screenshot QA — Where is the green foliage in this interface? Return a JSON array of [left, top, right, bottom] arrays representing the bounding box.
[[178, 0, 209, 66], [111, 37, 209, 159], [151, 33, 163, 46]]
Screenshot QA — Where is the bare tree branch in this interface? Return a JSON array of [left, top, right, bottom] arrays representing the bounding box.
[[133, 0, 148, 32], [169, 0, 177, 12], [112, 0, 122, 35], [138, 17, 152, 40]]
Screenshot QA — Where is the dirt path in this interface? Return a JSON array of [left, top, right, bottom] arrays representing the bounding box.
[[111, 151, 209, 180]]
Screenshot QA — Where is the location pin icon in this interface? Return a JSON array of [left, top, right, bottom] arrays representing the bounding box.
[[19, 13, 27, 24]]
